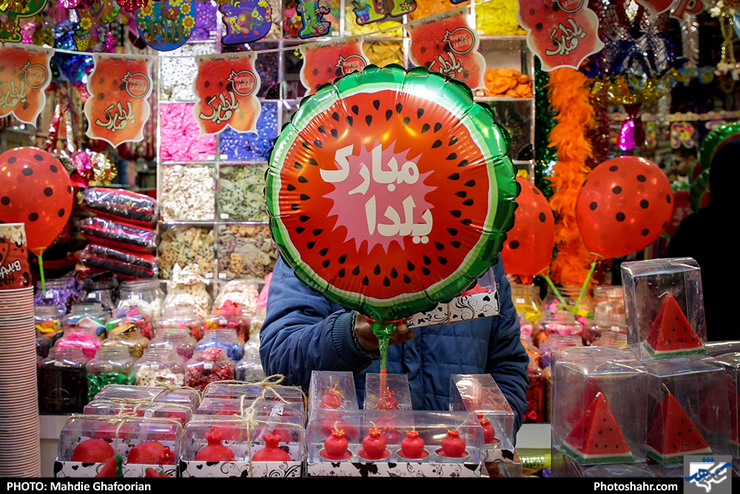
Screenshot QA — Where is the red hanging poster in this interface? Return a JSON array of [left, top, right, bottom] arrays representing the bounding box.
[[192, 51, 262, 135], [517, 0, 604, 72], [405, 7, 485, 90], [83, 54, 153, 147], [299, 37, 370, 95], [0, 44, 52, 126]]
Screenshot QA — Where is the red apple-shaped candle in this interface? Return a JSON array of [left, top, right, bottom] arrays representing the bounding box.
[[71, 438, 116, 463], [252, 432, 291, 461], [399, 430, 427, 459], [195, 431, 235, 461], [127, 441, 176, 465], [359, 426, 389, 460], [321, 388, 343, 409], [439, 430, 467, 458], [321, 428, 351, 460], [377, 388, 399, 410], [479, 416, 498, 444]]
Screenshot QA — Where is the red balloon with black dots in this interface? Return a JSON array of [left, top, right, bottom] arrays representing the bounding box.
[[575, 156, 673, 259], [0, 147, 73, 254]]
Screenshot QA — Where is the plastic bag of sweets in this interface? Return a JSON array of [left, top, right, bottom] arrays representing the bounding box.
[[79, 243, 158, 280], [78, 216, 159, 254], [80, 187, 159, 227]]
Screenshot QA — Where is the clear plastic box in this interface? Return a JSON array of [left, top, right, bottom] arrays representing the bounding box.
[[202, 379, 306, 409], [713, 353, 740, 458], [179, 413, 304, 477], [308, 370, 359, 413], [363, 373, 412, 410], [449, 374, 515, 453], [93, 384, 201, 412], [304, 409, 484, 477], [621, 258, 707, 361], [552, 358, 648, 465], [642, 358, 730, 465], [55, 414, 182, 477], [83, 398, 193, 428]]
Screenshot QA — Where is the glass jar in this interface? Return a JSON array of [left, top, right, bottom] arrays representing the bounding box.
[[185, 347, 236, 391], [205, 313, 250, 343], [86, 344, 136, 400], [132, 345, 186, 387], [542, 284, 592, 328], [34, 278, 76, 314], [80, 276, 116, 316], [101, 317, 150, 359], [149, 327, 197, 360], [534, 308, 584, 348], [35, 304, 64, 346], [156, 306, 204, 341], [510, 282, 543, 339], [194, 326, 244, 362], [236, 335, 265, 382], [117, 279, 165, 321], [37, 346, 89, 414], [585, 285, 627, 346], [56, 303, 107, 359]]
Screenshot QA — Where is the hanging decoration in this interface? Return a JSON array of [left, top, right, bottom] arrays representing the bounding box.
[[134, 0, 196, 51], [192, 51, 261, 135], [546, 66, 594, 288], [351, 0, 416, 26], [299, 36, 369, 95], [0, 0, 47, 42], [405, 6, 485, 90], [72, 0, 122, 52], [0, 44, 53, 127], [517, 0, 604, 72], [83, 53, 153, 147], [295, 0, 332, 38], [219, 0, 273, 44], [265, 64, 518, 375]]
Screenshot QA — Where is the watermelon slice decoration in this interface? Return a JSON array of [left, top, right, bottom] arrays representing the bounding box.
[[645, 393, 712, 464], [265, 64, 519, 371], [565, 378, 602, 428], [644, 293, 705, 359], [561, 392, 634, 464]]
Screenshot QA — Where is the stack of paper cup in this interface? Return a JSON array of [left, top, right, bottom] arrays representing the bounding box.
[[0, 223, 40, 477]]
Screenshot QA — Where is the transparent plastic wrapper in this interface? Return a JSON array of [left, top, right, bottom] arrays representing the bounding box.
[[54, 414, 181, 477], [80, 187, 159, 227], [551, 358, 647, 466], [83, 399, 193, 429], [712, 352, 740, 458], [305, 409, 484, 477], [308, 370, 359, 414], [449, 374, 516, 455], [117, 279, 165, 320], [363, 373, 412, 411], [162, 263, 212, 320], [213, 279, 260, 321], [85, 345, 136, 400], [79, 243, 158, 280], [621, 258, 707, 361], [203, 377, 305, 405], [179, 412, 304, 477], [78, 216, 159, 254], [131, 346, 187, 387], [642, 358, 730, 466], [549, 345, 635, 371], [93, 384, 201, 412]]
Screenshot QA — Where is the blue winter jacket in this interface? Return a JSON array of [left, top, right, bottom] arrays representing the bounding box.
[[259, 255, 531, 432]]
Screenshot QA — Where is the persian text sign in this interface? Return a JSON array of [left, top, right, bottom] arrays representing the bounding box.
[[0, 44, 52, 126], [84, 54, 153, 147]]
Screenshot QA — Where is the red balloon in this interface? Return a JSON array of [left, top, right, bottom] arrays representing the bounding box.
[[0, 147, 74, 254], [575, 156, 673, 259], [502, 176, 554, 276]]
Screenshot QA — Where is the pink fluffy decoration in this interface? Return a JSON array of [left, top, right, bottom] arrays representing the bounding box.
[[160, 103, 217, 162]]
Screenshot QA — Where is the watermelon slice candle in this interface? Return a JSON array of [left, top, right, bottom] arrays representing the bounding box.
[[645, 393, 712, 465], [561, 392, 634, 464], [644, 293, 705, 359]]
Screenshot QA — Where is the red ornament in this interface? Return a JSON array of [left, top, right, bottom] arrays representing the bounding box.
[[321, 388, 343, 409], [399, 430, 427, 459], [438, 430, 467, 458], [479, 416, 498, 445], [359, 427, 389, 460], [321, 428, 351, 460], [195, 431, 235, 462], [127, 441, 176, 465], [376, 388, 399, 410], [252, 432, 291, 461], [71, 438, 115, 463]]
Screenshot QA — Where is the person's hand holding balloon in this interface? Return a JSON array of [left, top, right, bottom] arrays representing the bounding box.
[[353, 313, 414, 353]]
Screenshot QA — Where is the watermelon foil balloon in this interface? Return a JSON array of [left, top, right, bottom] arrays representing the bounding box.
[[265, 65, 519, 323]]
